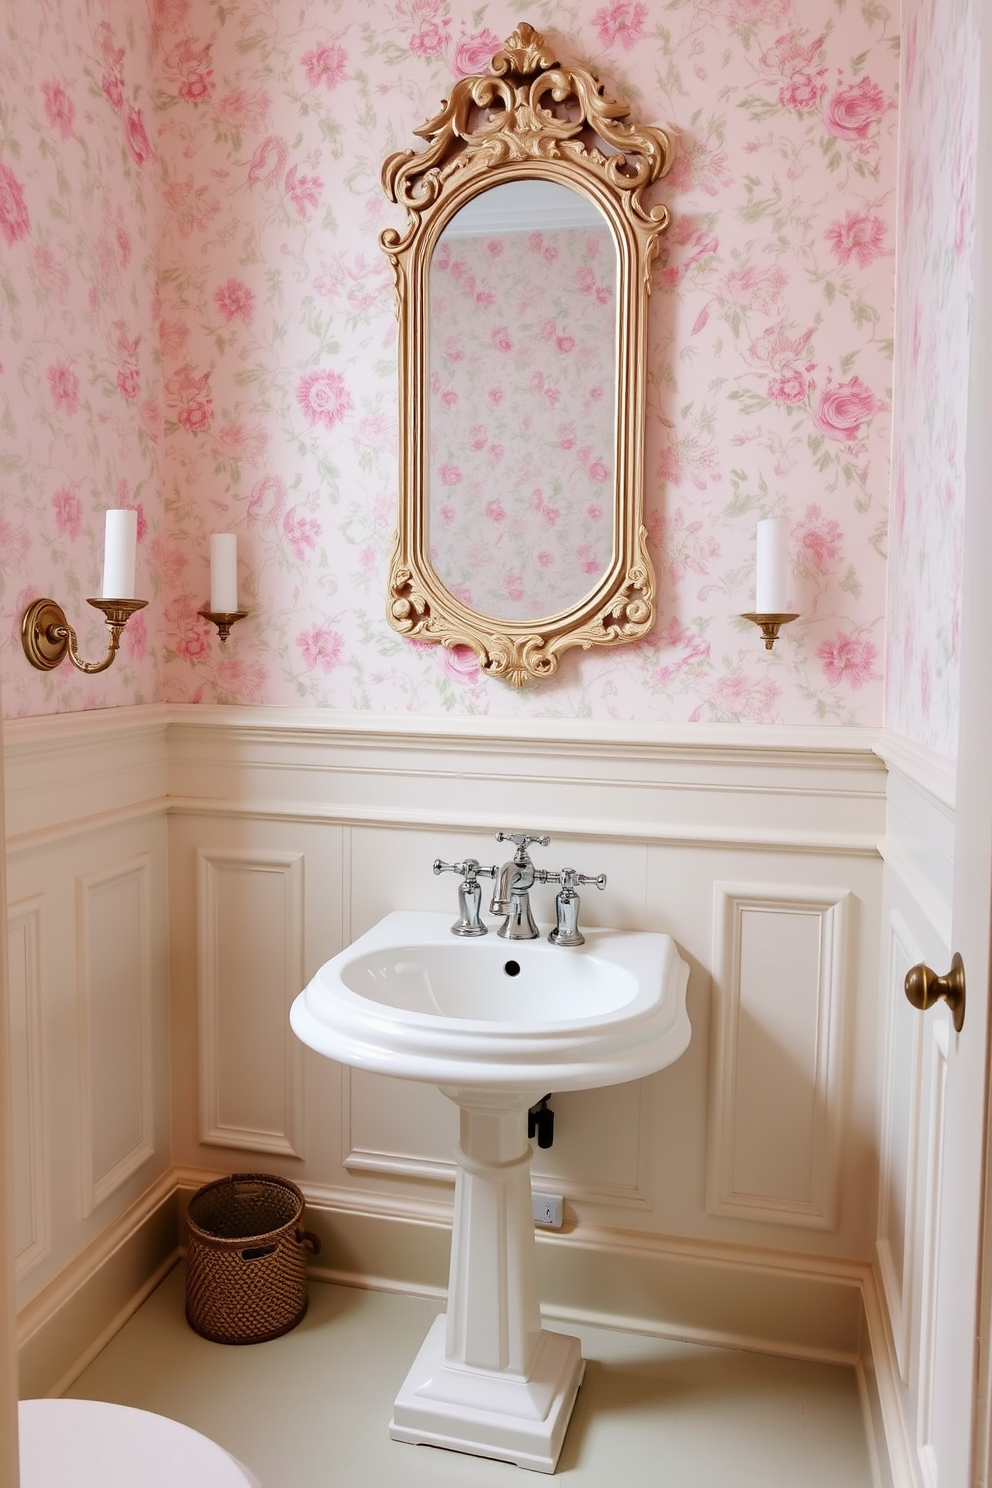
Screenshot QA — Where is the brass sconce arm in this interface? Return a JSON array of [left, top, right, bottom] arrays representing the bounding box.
[[21, 597, 148, 674], [740, 612, 799, 651], [197, 605, 248, 643]]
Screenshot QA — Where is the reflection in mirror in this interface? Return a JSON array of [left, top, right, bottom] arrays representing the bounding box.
[[427, 181, 618, 623]]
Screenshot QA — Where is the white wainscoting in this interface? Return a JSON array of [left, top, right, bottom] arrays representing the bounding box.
[[7, 896, 48, 1278], [6, 705, 891, 1374], [707, 882, 850, 1230]]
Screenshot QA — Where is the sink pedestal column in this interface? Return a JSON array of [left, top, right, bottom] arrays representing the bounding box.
[[389, 1088, 584, 1473]]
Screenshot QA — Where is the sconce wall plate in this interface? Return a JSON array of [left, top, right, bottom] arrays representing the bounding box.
[[21, 597, 148, 675]]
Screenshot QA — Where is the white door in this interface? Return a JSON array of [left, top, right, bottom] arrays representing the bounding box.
[[912, 55, 992, 1488]]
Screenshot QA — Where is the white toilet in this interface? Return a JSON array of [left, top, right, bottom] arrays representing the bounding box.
[[19, 1398, 262, 1487]]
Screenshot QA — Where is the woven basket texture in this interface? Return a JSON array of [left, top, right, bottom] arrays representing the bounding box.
[[185, 1173, 320, 1345]]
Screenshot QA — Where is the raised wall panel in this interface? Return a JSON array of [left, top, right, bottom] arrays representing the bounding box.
[[77, 857, 154, 1218], [876, 911, 925, 1383], [707, 883, 850, 1229], [917, 1020, 949, 1488], [197, 849, 305, 1158], [7, 897, 48, 1276]]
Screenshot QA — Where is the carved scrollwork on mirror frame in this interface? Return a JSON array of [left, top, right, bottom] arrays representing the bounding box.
[[380, 23, 672, 687]]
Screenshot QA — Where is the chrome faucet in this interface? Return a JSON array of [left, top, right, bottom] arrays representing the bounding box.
[[435, 834, 607, 945], [490, 832, 551, 940]]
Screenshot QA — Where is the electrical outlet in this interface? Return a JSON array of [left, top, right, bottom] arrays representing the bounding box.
[[532, 1191, 563, 1229]]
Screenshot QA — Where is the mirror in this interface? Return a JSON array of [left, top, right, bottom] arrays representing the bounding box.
[[380, 23, 672, 686], [427, 181, 618, 623]]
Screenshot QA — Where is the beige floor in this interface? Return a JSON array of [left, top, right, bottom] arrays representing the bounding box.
[[65, 1264, 874, 1487]]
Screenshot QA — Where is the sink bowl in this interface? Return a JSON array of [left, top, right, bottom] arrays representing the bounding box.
[[291, 908, 690, 1473], [290, 909, 690, 1091]]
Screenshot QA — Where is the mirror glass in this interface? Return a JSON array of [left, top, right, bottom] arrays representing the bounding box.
[[426, 180, 618, 623]]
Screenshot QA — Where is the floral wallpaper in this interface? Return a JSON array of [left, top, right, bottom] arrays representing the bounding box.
[[883, 0, 979, 758], [1, 0, 904, 725], [0, 0, 162, 719], [428, 225, 616, 622]]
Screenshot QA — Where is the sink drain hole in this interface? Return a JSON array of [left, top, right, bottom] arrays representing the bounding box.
[[504, 960, 521, 977]]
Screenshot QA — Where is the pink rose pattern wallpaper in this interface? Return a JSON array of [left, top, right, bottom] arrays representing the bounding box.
[[428, 225, 616, 621], [884, 0, 978, 757], [0, 0, 964, 736], [0, 0, 162, 718]]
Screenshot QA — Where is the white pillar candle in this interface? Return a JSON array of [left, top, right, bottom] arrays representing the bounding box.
[[755, 517, 789, 613], [210, 533, 239, 613], [102, 509, 137, 598]]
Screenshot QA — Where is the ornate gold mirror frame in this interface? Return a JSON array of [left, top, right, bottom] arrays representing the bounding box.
[[380, 24, 672, 686]]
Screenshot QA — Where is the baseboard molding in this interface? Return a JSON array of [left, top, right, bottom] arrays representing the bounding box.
[[16, 1171, 181, 1400], [19, 1165, 901, 1486]]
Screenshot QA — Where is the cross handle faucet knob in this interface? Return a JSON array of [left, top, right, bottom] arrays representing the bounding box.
[[434, 857, 497, 883], [496, 832, 551, 856], [557, 869, 606, 895]]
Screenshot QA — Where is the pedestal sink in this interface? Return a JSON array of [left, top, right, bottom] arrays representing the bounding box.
[[290, 910, 690, 1473]]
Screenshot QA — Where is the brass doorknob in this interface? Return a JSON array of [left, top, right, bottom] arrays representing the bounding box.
[[904, 953, 966, 1032]]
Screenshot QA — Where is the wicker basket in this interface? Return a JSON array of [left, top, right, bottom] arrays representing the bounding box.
[[185, 1173, 321, 1345]]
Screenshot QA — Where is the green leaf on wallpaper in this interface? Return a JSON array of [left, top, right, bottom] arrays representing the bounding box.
[[738, 96, 780, 124], [869, 521, 888, 559], [236, 30, 268, 54], [841, 565, 863, 598], [851, 50, 869, 76], [850, 297, 877, 328], [878, 338, 895, 360], [860, 2, 890, 29], [823, 281, 837, 304], [839, 351, 859, 375]]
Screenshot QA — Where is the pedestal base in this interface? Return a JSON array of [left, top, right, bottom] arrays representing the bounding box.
[[390, 1316, 585, 1473]]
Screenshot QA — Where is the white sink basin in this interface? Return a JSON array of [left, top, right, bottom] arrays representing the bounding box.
[[291, 909, 690, 1090], [290, 907, 690, 1473]]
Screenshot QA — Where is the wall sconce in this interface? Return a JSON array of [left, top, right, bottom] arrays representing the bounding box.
[[741, 517, 798, 650], [198, 532, 247, 642], [21, 510, 147, 673]]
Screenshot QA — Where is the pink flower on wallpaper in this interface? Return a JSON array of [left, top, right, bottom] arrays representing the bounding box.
[[485, 500, 506, 522], [451, 30, 501, 77], [123, 107, 152, 166], [659, 435, 721, 490], [760, 29, 827, 78], [164, 174, 219, 237], [651, 618, 711, 687], [178, 399, 212, 432], [824, 211, 886, 268], [538, 551, 553, 568], [285, 165, 323, 219], [246, 474, 287, 528], [703, 672, 781, 724], [47, 362, 80, 415], [296, 368, 352, 430], [811, 376, 885, 442], [283, 507, 322, 560], [442, 645, 480, 683], [116, 225, 131, 265], [779, 76, 823, 111], [117, 366, 140, 401], [817, 632, 877, 689], [592, 1, 648, 50], [154, 0, 191, 36], [179, 70, 213, 103], [0, 522, 30, 572], [302, 42, 348, 90], [215, 658, 268, 704], [0, 165, 30, 245], [410, 22, 448, 57], [42, 80, 75, 140], [214, 278, 255, 326], [247, 136, 288, 189], [30, 245, 69, 301], [505, 572, 525, 603], [102, 73, 124, 112], [214, 421, 268, 466], [793, 503, 842, 577], [438, 464, 462, 485], [214, 89, 272, 133], [175, 628, 209, 662], [768, 371, 809, 403], [660, 507, 720, 584], [720, 264, 788, 314], [298, 624, 344, 673], [823, 78, 891, 141], [723, 0, 791, 32], [52, 487, 82, 540], [491, 326, 512, 352]]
